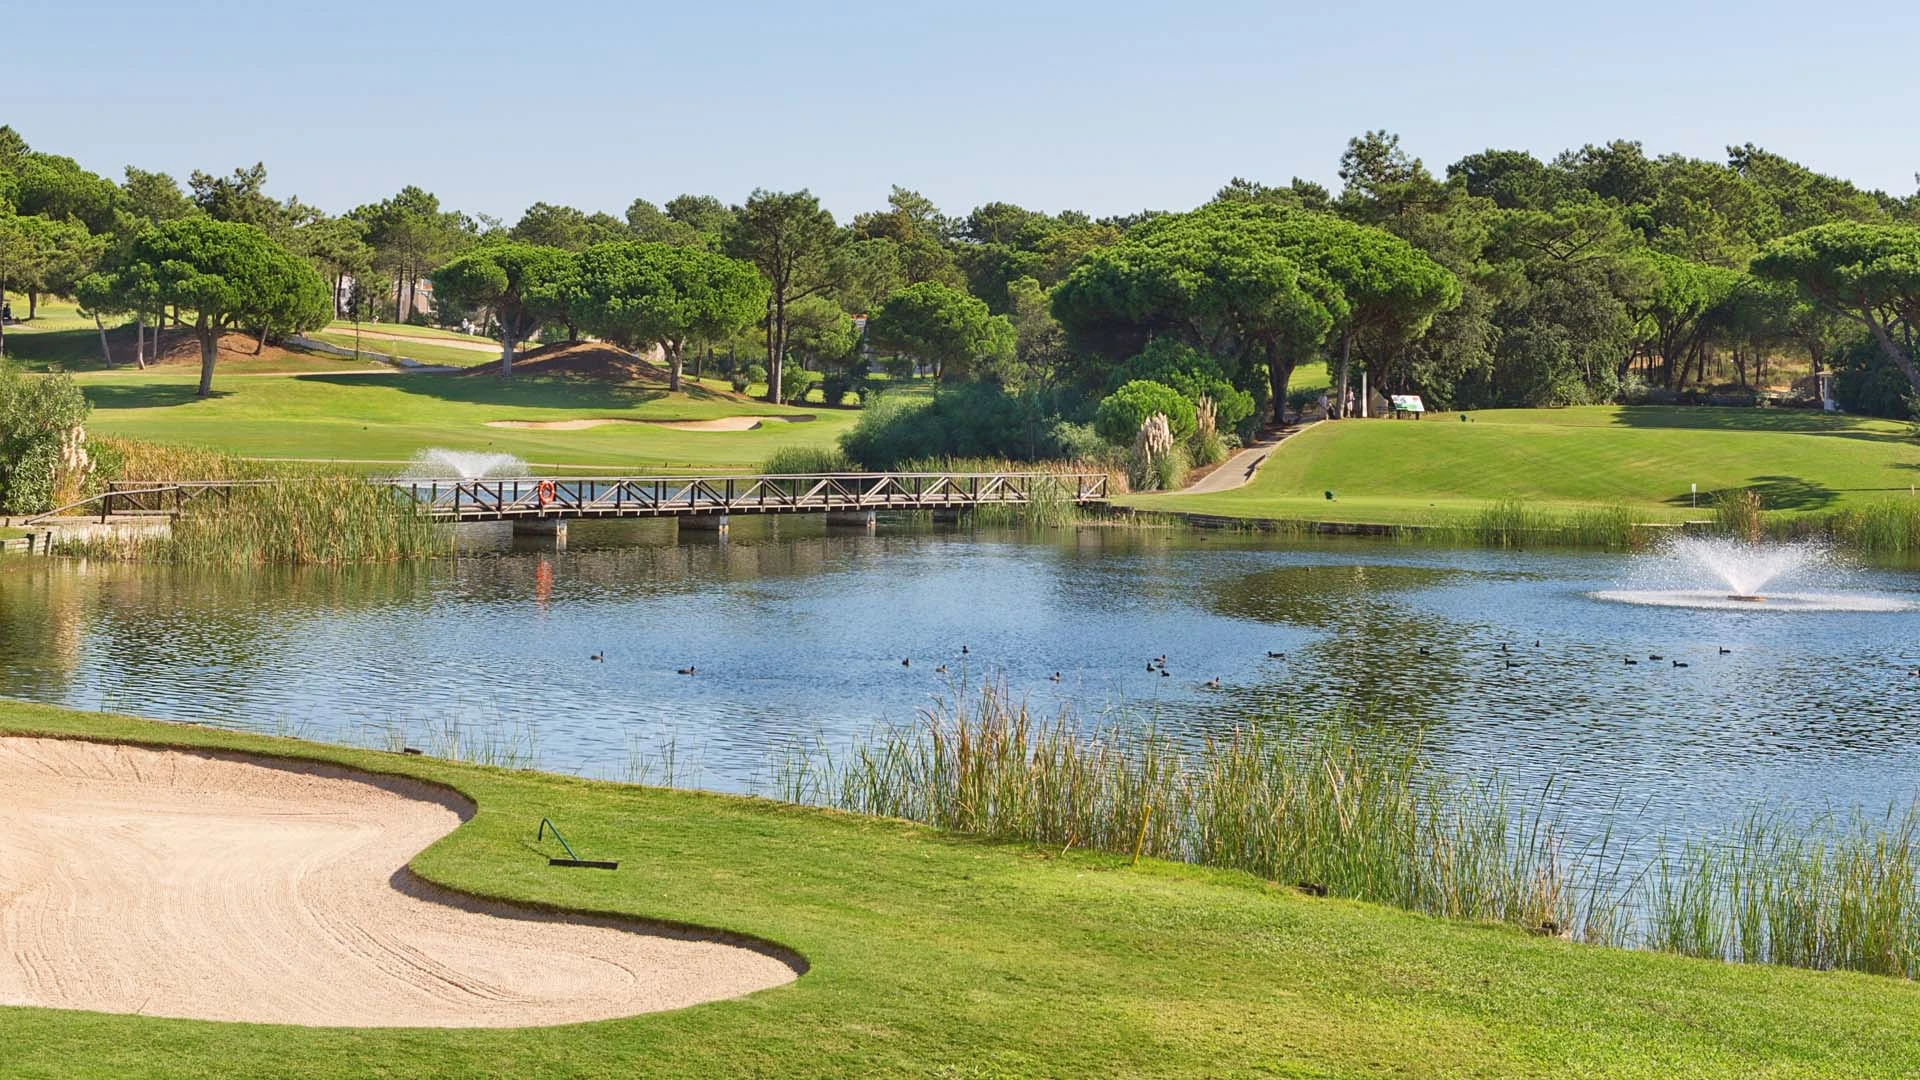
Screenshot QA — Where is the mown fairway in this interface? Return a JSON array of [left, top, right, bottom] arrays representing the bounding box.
[[1142, 405, 1920, 524], [2, 700, 1919, 1079], [71, 368, 853, 471]]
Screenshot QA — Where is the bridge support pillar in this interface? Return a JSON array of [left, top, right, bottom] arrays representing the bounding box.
[[825, 510, 877, 530], [511, 518, 567, 551], [678, 513, 729, 535]]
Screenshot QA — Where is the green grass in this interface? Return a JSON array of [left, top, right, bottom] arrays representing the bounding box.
[[1135, 405, 1920, 526], [4, 699, 1920, 1077], [307, 330, 505, 369], [71, 368, 856, 472]]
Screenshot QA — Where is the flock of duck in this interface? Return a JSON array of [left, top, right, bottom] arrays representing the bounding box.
[[587, 640, 1795, 685]]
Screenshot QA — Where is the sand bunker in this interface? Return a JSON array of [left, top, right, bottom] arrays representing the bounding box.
[[0, 738, 799, 1027], [485, 415, 812, 432]]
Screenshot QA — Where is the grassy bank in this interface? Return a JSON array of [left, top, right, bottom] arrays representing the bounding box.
[[5, 698, 1920, 1077], [1135, 406, 1920, 529]]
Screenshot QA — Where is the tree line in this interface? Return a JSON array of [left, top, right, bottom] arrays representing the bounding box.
[[2, 124, 1917, 437]]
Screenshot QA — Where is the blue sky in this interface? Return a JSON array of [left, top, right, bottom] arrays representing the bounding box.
[[9, 0, 1916, 223]]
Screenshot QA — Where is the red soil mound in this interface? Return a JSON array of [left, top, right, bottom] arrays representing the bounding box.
[[98, 326, 332, 369], [462, 340, 674, 381]]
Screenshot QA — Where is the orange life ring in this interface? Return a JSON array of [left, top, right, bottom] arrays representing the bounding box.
[[535, 480, 557, 508]]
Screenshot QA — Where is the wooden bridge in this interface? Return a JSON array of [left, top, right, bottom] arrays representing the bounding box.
[[38, 472, 1111, 532]]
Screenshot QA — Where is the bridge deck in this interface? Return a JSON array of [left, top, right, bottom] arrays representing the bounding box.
[[59, 473, 1111, 524]]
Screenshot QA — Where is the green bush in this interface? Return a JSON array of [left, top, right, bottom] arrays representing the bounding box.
[[782, 366, 821, 405], [1113, 338, 1257, 434], [730, 362, 766, 394], [0, 360, 90, 514], [1094, 380, 1196, 446], [841, 383, 1081, 469], [761, 445, 852, 474]]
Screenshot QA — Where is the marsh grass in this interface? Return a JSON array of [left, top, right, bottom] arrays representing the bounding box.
[[783, 682, 1582, 933], [60, 438, 449, 565], [760, 445, 852, 474], [376, 718, 540, 770], [781, 683, 1920, 979]]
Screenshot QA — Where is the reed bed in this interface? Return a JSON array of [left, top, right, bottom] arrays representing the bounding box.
[[780, 683, 1584, 934], [776, 683, 1920, 980], [760, 445, 852, 474]]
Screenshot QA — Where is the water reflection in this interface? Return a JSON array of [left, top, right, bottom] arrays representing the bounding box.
[[3, 527, 1919, 857]]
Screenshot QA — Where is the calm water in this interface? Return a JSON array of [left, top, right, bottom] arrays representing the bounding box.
[[5, 519, 1920, 854]]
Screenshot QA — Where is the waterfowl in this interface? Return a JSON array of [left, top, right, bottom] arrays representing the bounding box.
[[1534, 640, 1541, 649], [1719, 647, 1732, 655], [1648, 654, 1664, 661], [1048, 672, 1062, 683], [935, 664, 949, 674], [1146, 661, 1156, 672], [902, 658, 911, 667], [1159, 669, 1170, 678], [676, 665, 696, 675], [1505, 659, 1519, 669], [590, 652, 605, 662], [1500, 643, 1510, 653], [1266, 651, 1287, 660], [1418, 647, 1431, 657], [1624, 658, 1639, 666], [961, 645, 970, 655], [1672, 660, 1689, 668], [1204, 677, 1222, 690]]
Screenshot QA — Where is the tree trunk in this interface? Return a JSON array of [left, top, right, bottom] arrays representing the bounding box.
[[1334, 330, 1353, 418], [1861, 309, 1920, 397], [254, 324, 269, 356], [665, 339, 684, 392], [767, 295, 786, 404], [27, 289, 38, 319], [96, 313, 113, 368], [500, 322, 516, 377], [197, 318, 218, 398], [1265, 344, 1295, 427], [394, 268, 405, 323]]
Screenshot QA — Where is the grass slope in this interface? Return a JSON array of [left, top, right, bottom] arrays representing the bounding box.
[[1141, 405, 1920, 525], [1, 700, 1918, 1078]]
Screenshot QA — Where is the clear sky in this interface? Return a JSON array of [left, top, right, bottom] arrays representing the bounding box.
[[9, 0, 1916, 223]]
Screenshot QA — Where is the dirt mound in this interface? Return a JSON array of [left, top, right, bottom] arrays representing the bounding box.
[[0, 737, 801, 1028], [465, 340, 675, 381], [101, 326, 332, 369]]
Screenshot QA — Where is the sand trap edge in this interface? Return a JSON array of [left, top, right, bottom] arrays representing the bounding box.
[[0, 732, 812, 1001]]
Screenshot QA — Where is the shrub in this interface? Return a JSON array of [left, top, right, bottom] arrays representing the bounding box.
[[782, 366, 821, 405], [761, 445, 851, 474], [0, 361, 91, 514], [1113, 338, 1257, 434], [840, 383, 1077, 468], [1094, 380, 1196, 445], [731, 362, 766, 394]]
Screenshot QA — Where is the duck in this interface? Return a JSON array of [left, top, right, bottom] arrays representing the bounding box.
[[961, 645, 970, 655], [1672, 660, 1689, 668], [1623, 658, 1639, 666], [1648, 654, 1664, 661], [901, 658, 911, 668], [1533, 640, 1542, 649], [1418, 646, 1432, 657], [1500, 643, 1510, 653], [1159, 669, 1171, 678], [1505, 659, 1519, 669], [676, 665, 696, 676], [1719, 647, 1733, 655], [935, 664, 949, 674], [1203, 677, 1222, 690], [1048, 672, 1062, 683], [1146, 661, 1156, 672], [1266, 651, 1287, 660], [589, 652, 605, 662]]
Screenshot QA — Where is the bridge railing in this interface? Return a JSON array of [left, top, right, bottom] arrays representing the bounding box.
[[388, 472, 1111, 521]]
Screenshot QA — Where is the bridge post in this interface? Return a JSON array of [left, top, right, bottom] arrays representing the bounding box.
[[824, 509, 876, 531], [678, 513, 729, 536], [511, 518, 567, 551]]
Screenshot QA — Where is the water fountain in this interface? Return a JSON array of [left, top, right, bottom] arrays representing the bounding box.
[[405, 448, 529, 480], [1592, 535, 1912, 612]]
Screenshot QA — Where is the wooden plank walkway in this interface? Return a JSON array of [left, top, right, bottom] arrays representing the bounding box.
[[39, 473, 1111, 525]]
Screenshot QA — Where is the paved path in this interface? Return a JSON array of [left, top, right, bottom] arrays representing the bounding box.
[[1179, 422, 1318, 494]]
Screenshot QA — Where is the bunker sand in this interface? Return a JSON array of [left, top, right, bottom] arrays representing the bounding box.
[[0, 738, 799, 1027]]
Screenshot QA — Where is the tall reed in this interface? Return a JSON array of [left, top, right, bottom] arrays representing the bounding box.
[[784, 683, 1580, 933]]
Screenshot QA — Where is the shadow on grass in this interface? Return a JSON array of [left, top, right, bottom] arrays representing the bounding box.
[[1662, 475, 1838, 512], [294, 372, 692, 412], [81, 383, 231, 409], [1608, 405, 1912, 444]]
